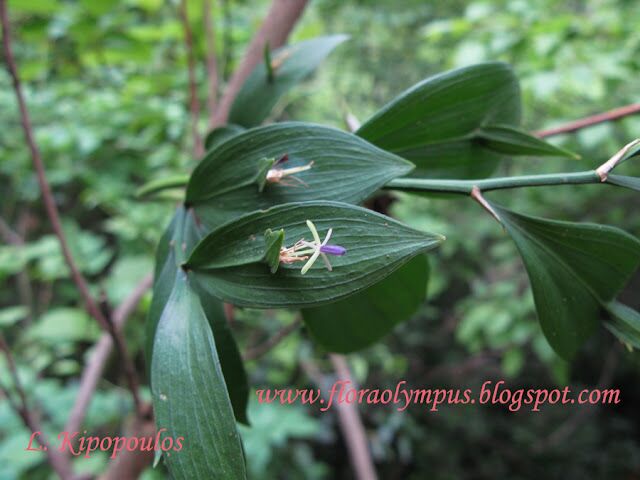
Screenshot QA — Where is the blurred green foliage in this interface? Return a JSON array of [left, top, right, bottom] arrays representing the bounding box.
[[1, 0, 640, 478]]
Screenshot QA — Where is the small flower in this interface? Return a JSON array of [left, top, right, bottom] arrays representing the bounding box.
[[277, 220, 347, 274], [266, 155, 314, 187]]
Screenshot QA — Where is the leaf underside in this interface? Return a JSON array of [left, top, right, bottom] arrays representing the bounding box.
[[151, 272, 247, 480], [492, 203, 640, 359], [147, 207, 249, 424]]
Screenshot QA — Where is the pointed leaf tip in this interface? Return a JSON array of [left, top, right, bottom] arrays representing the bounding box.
[[187, 201, 443, 308], [491, 203, 640, 359]]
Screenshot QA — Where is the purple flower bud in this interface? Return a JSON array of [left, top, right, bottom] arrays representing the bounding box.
[[320, 244, 346, 256]]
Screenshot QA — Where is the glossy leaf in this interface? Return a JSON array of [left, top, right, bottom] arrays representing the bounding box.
[[151, 272, 246, 480], [204, 124, 245, 152], [493, 204, 640, 359], [186, 201, 443, 308], [303, 254, 429, 352], [476, 125, 579, 158], [147, 207, 249, 424], [357, 62, 521, 178], [186, 122, 414, 227], [228, 35, 348, 128], [604, 301, 640, 350]]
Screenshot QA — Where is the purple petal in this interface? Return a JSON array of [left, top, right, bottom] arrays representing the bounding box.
[[320, 244, 346, 256]]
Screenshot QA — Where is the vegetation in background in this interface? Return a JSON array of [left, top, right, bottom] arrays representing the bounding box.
[[1, 0, 640, 478]]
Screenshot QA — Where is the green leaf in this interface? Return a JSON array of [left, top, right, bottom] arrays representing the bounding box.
[[0, 307, 29, 328], [303, 254, 429, 352], [151, 272, 246, 480], [476, 125, 579, 158], [357, 62, 522, 178], [229, 35, 348, 127], [147, 208, 249, 424], [193, 282, 250, 425], [604, 301, 640, 350], [136, 175, 189, 199], [263, 228, 285, 273], [492, 204, 640, 359], [204, 124, 246, 152], [145, 209, 184, 369], [186, 122, 414, 227], [186, 201, 443, 308], [29, 308, 100, 343], [607, 174, 640, 192]]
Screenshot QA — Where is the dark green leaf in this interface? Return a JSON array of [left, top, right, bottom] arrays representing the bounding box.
[[303, 254, 429, 352], [145, 209, 184, 369], [604, 301, 640, 350], [204, 124, 246, 152], [492, 204, 640, 359], [229, 35, 348, 127], [476, 125, 579, 158], [193, 282, 250, 425], [147, 208, 249, 424], [136, 175, 189, 199], [187, 201, 443, 308], [607, 174, 640, 192], [357, 62, 521, 178], [151, 272, 246, 480], [263, 228, 285, 273], [186, 122, 414, 227]]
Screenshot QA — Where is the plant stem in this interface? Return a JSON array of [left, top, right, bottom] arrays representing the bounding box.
[[386, 170, 602, 195], [136, 174, 190, 198]]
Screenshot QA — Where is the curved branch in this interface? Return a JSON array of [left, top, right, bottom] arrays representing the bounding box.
[[535, 103, 640, 138]]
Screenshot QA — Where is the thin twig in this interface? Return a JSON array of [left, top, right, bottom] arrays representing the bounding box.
[[328, 354, 378, 480], [535, 103, 640, 138], [179, 0, 204, 157], [243, 317, 301, 361], [65, 274, 153, 434], [301, 355, 378, 480], [211, 0, 309, 127], [0, 0, 142, 415], [203, 0, 219, 128], [0, 334, 74, 479]]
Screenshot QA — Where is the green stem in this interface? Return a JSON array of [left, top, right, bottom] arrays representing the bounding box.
[[386, 170, 602, 195], [136, 174, 190, 198]]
